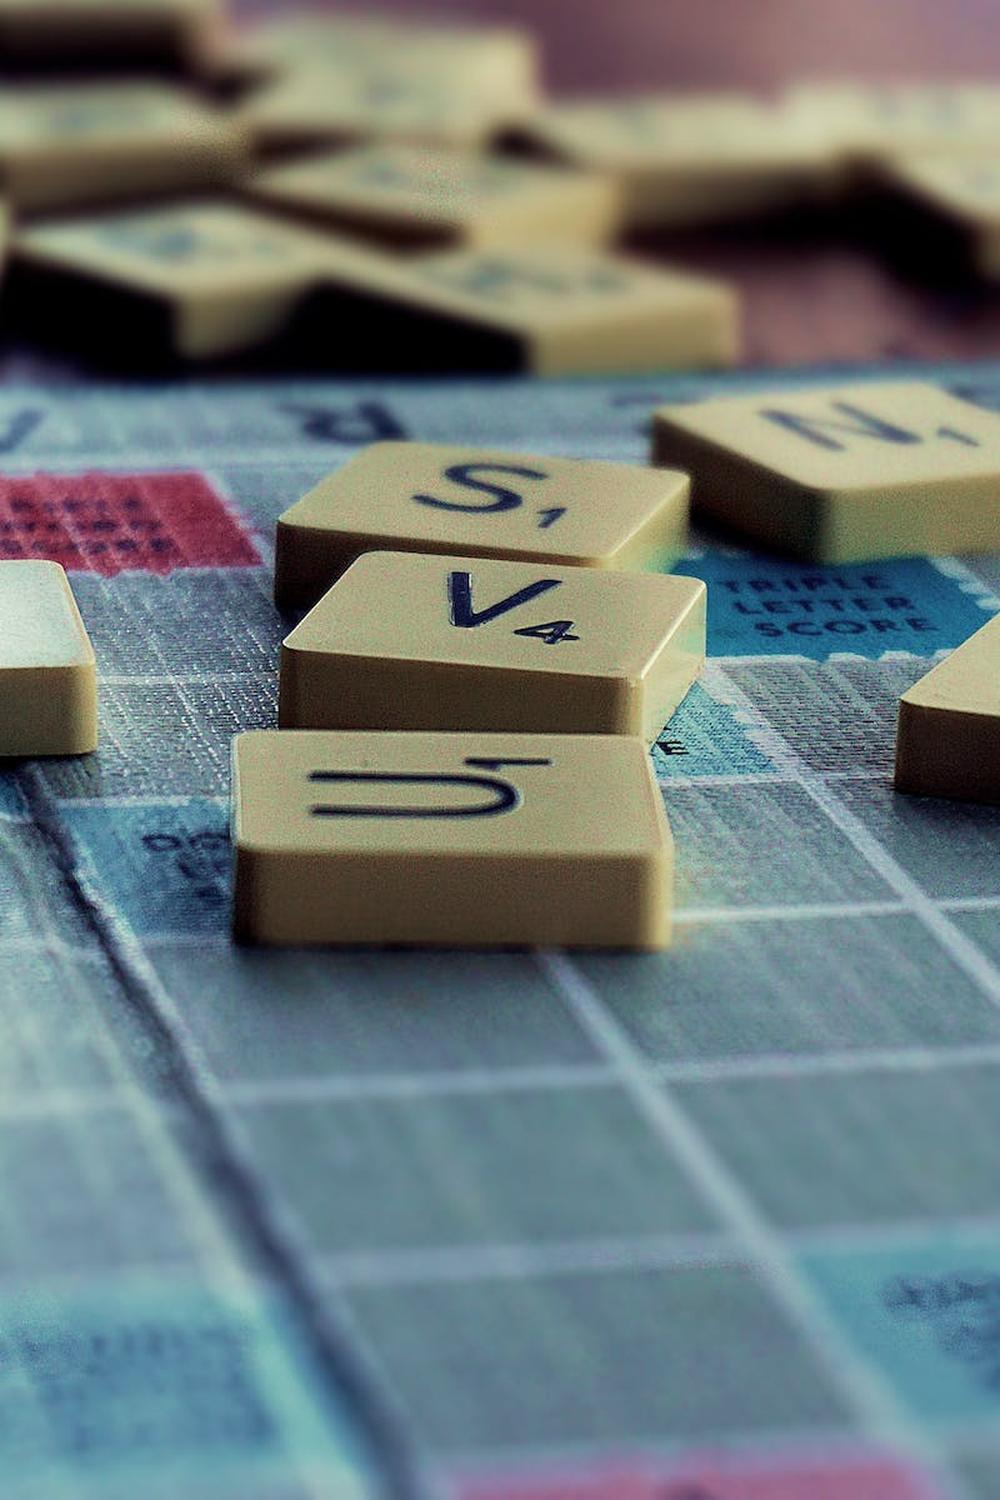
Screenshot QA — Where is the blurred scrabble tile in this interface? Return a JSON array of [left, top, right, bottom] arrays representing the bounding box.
[[653, 380, 1000, 562], [320, 244, 739, 377], [881, 154, 1000, 279], [14, 201, 368, 361], [240, 56, 535, 155], [274, 442, 691, 612], [785, 81, 1000, 164], [515, 92, 837, 229], [232, 730, 672, 949], [280, 550, 706, 742], [0, 561, 97, 757], [895, 614, 1000, 803], [0, 84, 248, 215], [246, 144, 621, 252], [233, 14, 539, 101], [0, 0, 225, 69]]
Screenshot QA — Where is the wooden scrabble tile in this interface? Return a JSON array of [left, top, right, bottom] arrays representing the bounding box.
[[653, 380, 1000, 563], [0, 561, 97, 757], [274, 443, 691, 613], [232, 730, 672, 949], [895, 613, 1000, 803], [516, 92, 836, 229], [0, 84, 248, 215], [318, 244, 739, 376], [784, 81, 1000, 164], [14, 201, 369, 361], [0, 0, 225, 69], [240, 57, 535, 155], [280, 550, 706, 742], [246, 144, 621, 252], [881, 154, 1000, 279]]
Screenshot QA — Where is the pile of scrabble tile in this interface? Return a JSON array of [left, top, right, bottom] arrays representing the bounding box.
[[2, 3, 1000, 371]]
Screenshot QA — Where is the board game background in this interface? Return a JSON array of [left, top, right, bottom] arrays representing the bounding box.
[[3, 4, 1000, 1496], [0, 363, 997, 1499]]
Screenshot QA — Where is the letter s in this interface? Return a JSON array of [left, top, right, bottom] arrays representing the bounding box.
[[414, 462, 548, 515]]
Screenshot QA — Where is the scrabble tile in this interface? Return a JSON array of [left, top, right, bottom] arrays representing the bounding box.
[[14, 202, 369, 361], [653, 380, 1000, 563], [0, 0, 225, 69], [279, 550, 706, 743], [274, 443, 691, 613], [233, 15, 538, 101], [240, 59, 534, 155], [232, 730, 672, 950], [785, 81, 1000, 164], [319, 244, 739, 377], [516, 92, 837, 229], [881, 154, 1000, 279], [895, 613, 1000, 803], [0, 84, 248, 216], [246, 144, 621, 252], [0, 561, 97, 757]]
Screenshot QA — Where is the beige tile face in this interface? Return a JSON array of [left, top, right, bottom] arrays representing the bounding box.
[[16, 202, 363, 358], [904, 614, 1000, 717], [241, 60, 531, 153], [526, 93, 830, 170], [0, 561, 97, 756], [521, 93, 835, 227], [653, 380, 1000, 562], [887, 155, 1000, 226], [340, 245, 739, 375], [247, 144, 620, 250], [232, 730, 672, 949], [0, 83, 214, 145], [274, 442, 691, 611], [280, 550, 705, 741], [0, 84, 246, 212], [785, 82, 1000, 160], [234, 16, 537, 98], [18, 202, 339, 295], [411, 245, 734, 334], [895, 614, 1000, 803]]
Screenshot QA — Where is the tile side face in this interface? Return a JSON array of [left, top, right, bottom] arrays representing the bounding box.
[[232, 731, 672, 949], [247, 144, 621, 250]]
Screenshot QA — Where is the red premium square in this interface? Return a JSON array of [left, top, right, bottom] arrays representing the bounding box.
[[0, 471, 260, 576]]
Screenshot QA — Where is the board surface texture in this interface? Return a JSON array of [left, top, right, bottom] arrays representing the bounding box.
[[1, 361, 999, 1500]]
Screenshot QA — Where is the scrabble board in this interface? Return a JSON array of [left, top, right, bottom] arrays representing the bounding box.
[[2, 357, 1000, 1500]]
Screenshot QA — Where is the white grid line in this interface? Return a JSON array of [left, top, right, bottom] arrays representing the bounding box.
[[317, 1232, 739, 1289], [127, 890, 1000, 947], [541, 952, 968, 1496], [712, 668, 1000, 1010], [12, 1034, 1000, 1122]]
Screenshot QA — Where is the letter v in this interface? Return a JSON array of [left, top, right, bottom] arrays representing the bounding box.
[[448, 571, 561, 628]]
